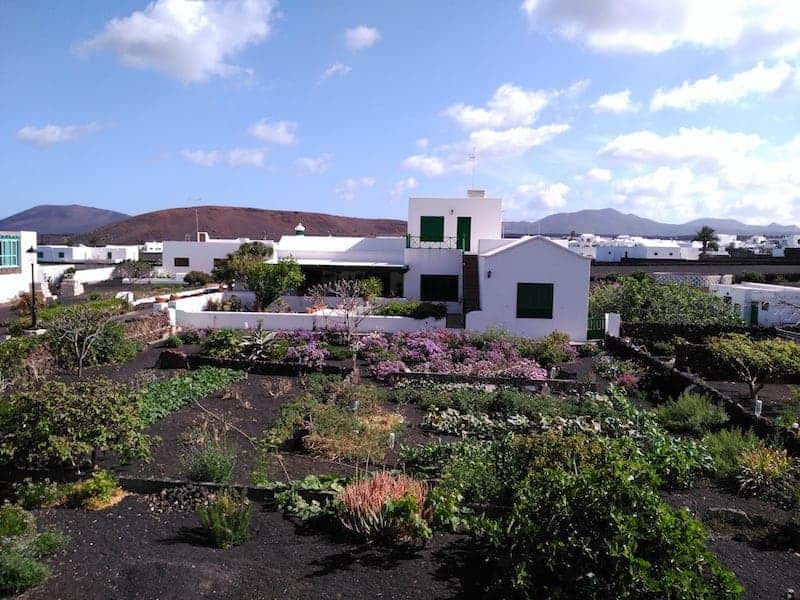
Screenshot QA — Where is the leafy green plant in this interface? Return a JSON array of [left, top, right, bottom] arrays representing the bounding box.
[[162, 334, 183, 348], [701, 429, 764, 481], [13, 479, 71, 510], [737, 447, 795, 498], [181, 426, 237, 484], [75, 470, 122, 509], [197, 489, 253, 549], [776, 387, 800, 428], [654, 392, 728, 435], [137, 367, 244, 425], [0, 505, 30, 539], [0, 507, 66, 596], [183, 271, 213, 286], [8, 296, 130, 336], [244, 258, 304, 310], [201, 329, 244, 358], [0, 378, 150, 469], [374, 300, 447, 319]]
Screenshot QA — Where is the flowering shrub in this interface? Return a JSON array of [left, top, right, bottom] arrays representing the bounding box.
[[373, 360, 407, 381], [286, 341, 328, 368], [337, 472, 431, 544]]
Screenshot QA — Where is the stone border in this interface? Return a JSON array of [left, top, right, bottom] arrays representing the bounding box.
[[605, 335, 800, 454], [184, 353, 352, 376]]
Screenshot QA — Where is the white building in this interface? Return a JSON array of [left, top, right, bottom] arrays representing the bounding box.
[[710, 282, 800, 327], [771, 234, 800, 257], [0, 231, 37, 304], [139, 241, 163, 254], [160, 190, 592, 339], [162, 234, 274, 279], [37, 244, 139, 264]]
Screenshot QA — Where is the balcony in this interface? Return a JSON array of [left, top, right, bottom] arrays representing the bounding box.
[[405, 235, 460, 249]]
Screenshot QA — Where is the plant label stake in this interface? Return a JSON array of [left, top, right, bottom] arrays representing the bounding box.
[[754, 400, 763, 417]]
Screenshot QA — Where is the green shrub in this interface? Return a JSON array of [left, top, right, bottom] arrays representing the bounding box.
[[137, 367, 244, 425], [0, 337, 42, 382], [738, 271, 765, 283], [162, 334, 183, 348], [477, 459, 742, 599], [516, 331, 575, 366], [737, 447, 795, 498], [0, 505, 31, 539], [374, 300, 447, 319], [701, 429, 764, 481], [13, 479, 71, 510], [0, 378, 150, 469], [181, 429, 237, 484], [776, 388, 800, 428], [198, 489, 253, 549], [327, 345, 352, 361], [9, 297, 130, 336], [183, 271, 213, 286], [0, 552, 51, 596], [201, 329, 244, 359], [654, 392, 728, 435], [179, 329, 202, 345], [76, 470, 121, 509]]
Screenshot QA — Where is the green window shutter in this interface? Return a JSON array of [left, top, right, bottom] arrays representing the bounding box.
[[516, 283, 554, 319], [420, 216, 444, 242]]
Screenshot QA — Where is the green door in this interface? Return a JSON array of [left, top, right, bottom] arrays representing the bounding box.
[[749, 302, 759, 326], [456, 216, 471, 251]]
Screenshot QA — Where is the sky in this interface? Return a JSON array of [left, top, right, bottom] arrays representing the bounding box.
[[2, 0, 800, 225]]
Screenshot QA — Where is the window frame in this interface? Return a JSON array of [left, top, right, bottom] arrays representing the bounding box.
[[174, 257, 190, 267], [0, 235, 20, 268], [516, 282, 554, 319]]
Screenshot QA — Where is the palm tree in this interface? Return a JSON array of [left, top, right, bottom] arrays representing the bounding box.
[[693, 226, 719, 257]]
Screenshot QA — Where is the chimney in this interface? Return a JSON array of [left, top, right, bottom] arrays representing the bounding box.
[[197, 231, 208, 242], [295, 222, 306, 236], [467, 189, 485, 198]]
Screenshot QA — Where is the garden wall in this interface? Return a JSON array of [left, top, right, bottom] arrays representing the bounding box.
[[605, 335, 800, 454], [387, 371, 597, 394]]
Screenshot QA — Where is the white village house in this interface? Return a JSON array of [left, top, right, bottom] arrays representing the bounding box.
[[37, 244, 139, 264], [162, 190, 593, 340], [710, 281, 800, 327], [0, 231, 37, 304]]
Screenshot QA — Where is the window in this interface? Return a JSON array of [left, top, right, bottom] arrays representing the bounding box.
[[0, 235, 20, 268], [106, 252, 113, 260], [58, 252, 64, 259], [516, 283, 554, 319], [37, 251, 43, 259], [420, 216, 444, 242], [174, 257, 190, 267], [213, 258, 228, 269], [762, 302, 770, 311], [420, 274, 458, 302]]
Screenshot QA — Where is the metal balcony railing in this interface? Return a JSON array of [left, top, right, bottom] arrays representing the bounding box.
[[406, 235, 460, 249]]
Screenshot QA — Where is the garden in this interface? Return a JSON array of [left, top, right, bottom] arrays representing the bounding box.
[[1, 272, 799, 598]]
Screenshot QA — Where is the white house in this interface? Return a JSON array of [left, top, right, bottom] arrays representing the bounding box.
[[466, 236, 591, 340], [37, 244, 139, 264], [710, 282, 800, 327], [162, 233, 274, 279], [0, 231, 37, 304]]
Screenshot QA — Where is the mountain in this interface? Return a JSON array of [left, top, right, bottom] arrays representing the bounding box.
[[0, 204, 129, 235], [505, 208, 800, 237], [72, 205, 407, 245]]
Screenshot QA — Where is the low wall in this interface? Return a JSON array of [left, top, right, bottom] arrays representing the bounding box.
[[185, 353, 351, 376], [605, 335, 800, 454], [387, 371, 597, 394], [173, 307, 445, 333]]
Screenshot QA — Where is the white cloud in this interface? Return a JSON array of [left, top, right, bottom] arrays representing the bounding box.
[[598, 127, 764, 171], [415, 137, 429, 149], [334, 176, 376, 201], [248, 119, 297, 145], [591, 89, 640, 113], [293, 154, 331, 175], [520, 0, 800, 58], [583, 167, 613, 182], [77, 0, 275, 83], [15, 122, 105, 148], [469, 124, 570, 158], [505, 181, 570, 218], [181, 147, 265, 167], [443, 83, 552, 129], [320, 62, 352, 81], [650, 61, 796, 111], [402, 154, 446, 177], [344, 26, 381, 51], [389, 177, 418, 202]]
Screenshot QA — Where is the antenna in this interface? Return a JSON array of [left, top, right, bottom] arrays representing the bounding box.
[[195, 208, 200, 240], [468, 146, 476, 188]]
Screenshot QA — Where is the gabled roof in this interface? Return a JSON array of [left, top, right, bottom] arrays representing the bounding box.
[[480, 235, 592, 261]]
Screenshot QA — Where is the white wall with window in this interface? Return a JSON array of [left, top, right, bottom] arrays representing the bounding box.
[[466, 236, 591, 340], [407, 190, 502, 252], [162, 235, 274, 279], [402, 248, 463, 313], [710, 282, 800, 327], [0, 231, 37, 303]]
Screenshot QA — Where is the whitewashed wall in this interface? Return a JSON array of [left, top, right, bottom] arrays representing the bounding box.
[[407, 194, 502, 251], [403, 247, 462, 313], [0, 231, 36, 303], [466, 237, 591, 341]]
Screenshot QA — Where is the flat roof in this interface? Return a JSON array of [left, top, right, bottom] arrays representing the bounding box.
[[294, 258, 407, 269]]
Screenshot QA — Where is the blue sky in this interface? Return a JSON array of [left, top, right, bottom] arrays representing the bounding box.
[[2, 0, 800, 225]]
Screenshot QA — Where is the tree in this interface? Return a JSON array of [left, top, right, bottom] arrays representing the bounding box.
[[48, 306, 117, 377], [305, 278, 377, 383], [244, 258, 304, 310], [212, 241, 273, 285], [706, 334, 800, 402], [589, 274, 740, 326], [693, 226, 719, 257]]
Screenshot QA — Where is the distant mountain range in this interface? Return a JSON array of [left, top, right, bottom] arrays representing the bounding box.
[[0, 204, 129, 234], [505, 208, 800, 237], [3, 204, 798, 244]]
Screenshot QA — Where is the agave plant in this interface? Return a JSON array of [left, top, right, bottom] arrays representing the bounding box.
[[238, 329, 279, 362]]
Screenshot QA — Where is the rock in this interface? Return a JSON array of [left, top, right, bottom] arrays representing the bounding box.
[[157, 350, 190, 370], [707, 507, 752, 526]]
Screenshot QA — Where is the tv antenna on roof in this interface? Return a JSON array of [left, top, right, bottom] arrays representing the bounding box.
[[468, 146, 476, 188]]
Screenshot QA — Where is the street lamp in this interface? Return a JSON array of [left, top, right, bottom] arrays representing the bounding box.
[[25, 246, 37, 329]]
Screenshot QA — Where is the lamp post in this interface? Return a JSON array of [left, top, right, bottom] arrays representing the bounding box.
[[25, 246, 37, 329]]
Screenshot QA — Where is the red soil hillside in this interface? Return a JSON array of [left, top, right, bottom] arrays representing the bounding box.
[[71, 206, 407, 244]]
